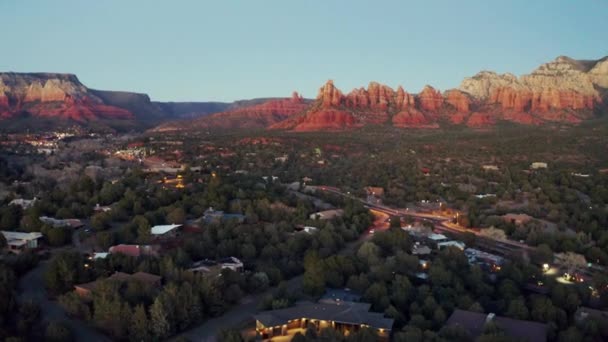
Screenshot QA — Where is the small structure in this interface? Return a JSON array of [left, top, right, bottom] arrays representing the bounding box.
[[295, 226, 318, 234], [465, 248, 504, 271], [574, 307, 608, 323], [502, 213, 533, 226], [74, 271, 162, 297], [530, 162, 548, 170], [108, 244, 160, 258], [482, 165, 499, 171], [1, 231, 43, 254], [437, 240, 466, 251], [93, 204, 112, 213], [254, 301, 393, 340], [201, 207, 246, 224], [9, 198, 37, 209], [151, 224, 182, 237], [219, 256, 244, 272], [310, 209, 344, 220], [188, 257, 244, 275], [364, 187, 385, 197], [445, 309, 547, 342], [39, 216, 84, 229], [411, 242, 432, 256]]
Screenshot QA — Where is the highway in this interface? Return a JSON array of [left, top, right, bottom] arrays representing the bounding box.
[[316, 186, 530, 254]]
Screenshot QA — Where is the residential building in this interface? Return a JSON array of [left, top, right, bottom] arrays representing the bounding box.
[[530, 162, 548, 169], [1, 231, 43, 254], [465, 248, 504, 271], [188, 256, 244, 276], [108, 244, 160, 257], [411, 242, 432, 256], [437, 240, 466, 251], [93, 204, 112, 213], [74, 271, 162, 297], [445, 309, 547, 341], [364, 187, 384, 197], [151, 224, 182, 237], [39, 216, 84, 229], [254, 301, 393, 340], [9, 198, 37, 209], [310, 209, 344, 220]]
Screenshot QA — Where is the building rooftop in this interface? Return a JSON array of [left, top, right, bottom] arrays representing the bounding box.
[[151, 224, 182, 235], [446, 309, 547, 342], [75, 271, 162, 293], [1, 231, 43, 242], [254, 301, 394, 331]]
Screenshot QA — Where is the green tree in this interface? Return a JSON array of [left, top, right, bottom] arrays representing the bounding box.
[[150, 297, 170, 341], [167, 207, 186, 224], [45, 321, 73, 342], [130, 304, 151, 342]]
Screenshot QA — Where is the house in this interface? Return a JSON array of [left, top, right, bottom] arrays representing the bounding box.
[[108, 244, 160, 257], [445, 309, 547, 342], [502, 213, 533, 225], [9, 198, 37, 209], [437, 240, 466, 251], [219, 256, 244, 272], [254, 301, 393, 341], [364, 187, 384, 197], [39, 216, 84, 229], [1, 231, 43, 254], [150, 224, 182, 237], [310, 209, 344, 220], [74, 271, 162, 297], [201, 207, 246, 224], [425, 233, 449, 248], [465, 248, 504, 271], [411, 242, 432, 256], [295, 226, 318, 234], [530, 162, 548, 170], [93, 203, 112, 213], [188, 257, 244, 275]]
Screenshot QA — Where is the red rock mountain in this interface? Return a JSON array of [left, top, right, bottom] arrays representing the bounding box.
[[269, 56, 607, 131], [153, 92, 311, 132], [0, 73, 133, 121]]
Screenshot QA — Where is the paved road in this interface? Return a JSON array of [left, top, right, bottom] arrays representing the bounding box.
[[18, 260, 110, 342]]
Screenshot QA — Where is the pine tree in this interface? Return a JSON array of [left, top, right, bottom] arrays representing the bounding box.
[[150, 298, 170, 341], [130, 304, 150, 342]]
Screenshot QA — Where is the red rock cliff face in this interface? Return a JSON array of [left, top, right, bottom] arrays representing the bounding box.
[[0, 73, 134, 121], [155, 93, 310, 132], [272, 80, 473, 131]]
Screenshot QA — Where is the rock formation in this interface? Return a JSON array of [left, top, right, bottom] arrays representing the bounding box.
[[0, 73, 133, 121]]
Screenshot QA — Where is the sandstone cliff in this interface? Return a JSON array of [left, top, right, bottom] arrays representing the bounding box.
[[0, 73, 133, 121]]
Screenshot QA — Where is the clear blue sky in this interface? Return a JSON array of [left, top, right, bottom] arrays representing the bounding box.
[[1, 0, 606, 102]]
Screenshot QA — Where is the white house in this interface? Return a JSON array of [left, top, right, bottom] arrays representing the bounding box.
[[437, 240, 466, 251], [1, 231, 43, 253], [530, 162, 548, 170], [9, 198, 37, 209], [151, 224, 182, 236]]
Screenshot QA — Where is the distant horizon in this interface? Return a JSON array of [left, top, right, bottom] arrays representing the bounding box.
[[2, 0, 607, 102]]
